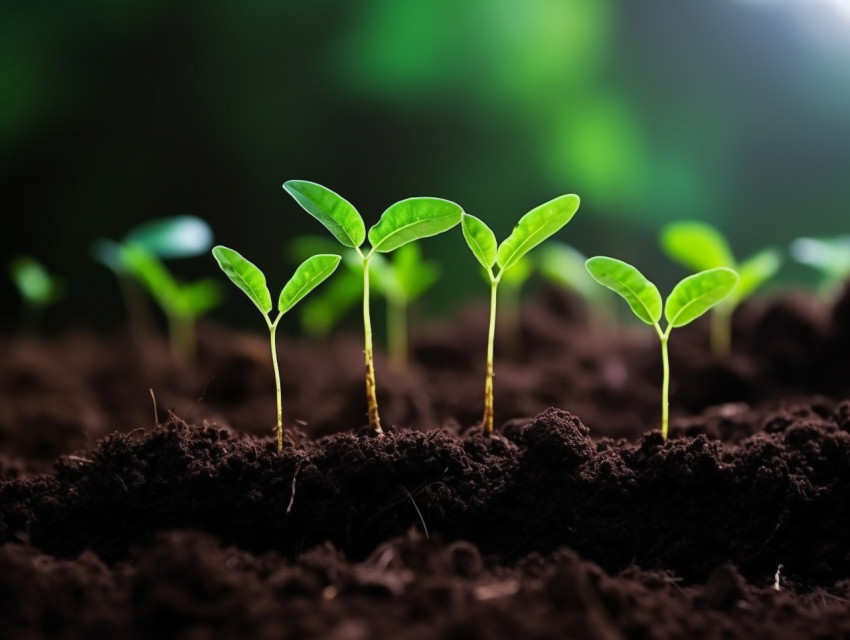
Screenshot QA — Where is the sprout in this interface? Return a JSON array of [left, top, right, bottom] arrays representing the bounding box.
[[497, 254, 533, 357], [93, 216, 215, 338], [284, 180, 462, 434], [660, 220, 781, 357], [120, 244, 223, 362], [461, 194, 580, 434], [212, 246, 341, 451], [8, 256, 65, 333], [790, 235, 850, 298], [370, 242, 440, 369], [585, 256, 738, 440]]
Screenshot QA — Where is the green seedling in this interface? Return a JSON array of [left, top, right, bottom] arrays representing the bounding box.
[[8, 256, 65, 332], [120, 244, 223, 362], [371, 242, 440, 369], [212, 246, 341, 451], [660, 220, 781, 357], [461, 194, 581, 434], [287, 236, 363, 337], [284, 180, 462, 434], [497, 254, 533, 357], [93, 216, 215, 335], [585, 256, 738, 440], [538, 241, 615, 317], [790, 235, 850, 298]]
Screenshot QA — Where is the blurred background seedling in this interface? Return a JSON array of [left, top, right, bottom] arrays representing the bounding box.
[[8, 256, 66, 334], [791, 235, 850, 300], [92, 216, 215, 344], [660, 220, 782, 357], [538, 241, 617, 331], [120, 243, 223, 363]]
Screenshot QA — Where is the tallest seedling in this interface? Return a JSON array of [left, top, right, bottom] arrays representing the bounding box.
[[284, 180, 463, 434], [461, 194, 581, 434]]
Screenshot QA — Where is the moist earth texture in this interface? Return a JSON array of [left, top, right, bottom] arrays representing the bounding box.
[[2, 286, 850, 639]]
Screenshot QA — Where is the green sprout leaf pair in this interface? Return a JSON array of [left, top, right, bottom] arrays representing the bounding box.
[[284, 180, 463, 433], [791, 235, 850, 298], [370, 242, 441, 369], [585, 256, 739, 440], [120, 244, 223, 362], [660, 220, 781, 356], [213, 246, 341, 452], [93, 216, 217, 361], [461, 194, 581, 434]]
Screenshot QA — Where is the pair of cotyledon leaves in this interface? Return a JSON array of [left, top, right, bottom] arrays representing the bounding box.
[[660, 221, 781, 306], [461, 194, 582, 277], [585, 257, 739, 330]]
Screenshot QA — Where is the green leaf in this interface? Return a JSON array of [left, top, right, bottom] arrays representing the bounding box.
[[393, 242, 439, 301], [791, 236, 850, 280], [665, 268, 739, 328], [178, 279, 224, 316], [212, 245, 272, 315], [585, 256, 662, 325], [278, 254, 342, 315], [461, 213, 498, 271], [125, 216, 214, 258], [659, 220, 735, 272], [284, 180, 365, 249], [9, 256, 58, 304], [120, 244, 180, 310], [299, 269, 362, 336], [501, 254, 534, 288], [538, 242, 601, 301], [735, 248, 782, 302], [369, 197, 462, 253], [91, 239, 123, 272], [497, 194, 580, 271]]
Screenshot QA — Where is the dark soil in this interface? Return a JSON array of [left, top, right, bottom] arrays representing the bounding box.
[[3, 285, 850, 638]]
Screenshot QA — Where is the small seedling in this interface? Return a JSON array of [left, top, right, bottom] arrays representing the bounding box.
[[120, 244, 223, 362], [8, 256, 65, 332], [497, 254, 533, 357], [461, 194, 581, 434], [212, 245, 341, 451], [287, 236, 363, 337], [585, 256, 738, 440], [660, 220, 781, 357], [370, 242, 440, 369], [790, 235, 850, 298], [538, 241, 615, 316], [93, 216, 215, 335], [284, 180, 462, 433]]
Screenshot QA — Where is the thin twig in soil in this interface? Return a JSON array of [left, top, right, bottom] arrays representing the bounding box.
[[287, 459, 305, 514]]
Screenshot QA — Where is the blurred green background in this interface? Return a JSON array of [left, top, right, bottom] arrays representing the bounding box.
[[2, 0, 849, 331]]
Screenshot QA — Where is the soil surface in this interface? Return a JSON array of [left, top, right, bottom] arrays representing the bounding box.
[[2, 286, 850, 639]]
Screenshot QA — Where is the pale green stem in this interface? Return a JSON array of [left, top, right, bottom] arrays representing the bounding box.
[[660, 333, 670, 441], [362, 255, 382, 434], [499, 283, 521, 358], [483, 277, 499, 434], [168, 313, 196, 364], [710, 305, 732, 358], [388, 296, 408, 370], [269, 319, 283, 452]]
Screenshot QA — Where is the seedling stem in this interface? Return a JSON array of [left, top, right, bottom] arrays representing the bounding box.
[[360, 249, 382, 433], [483, 276, 500, 432]]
